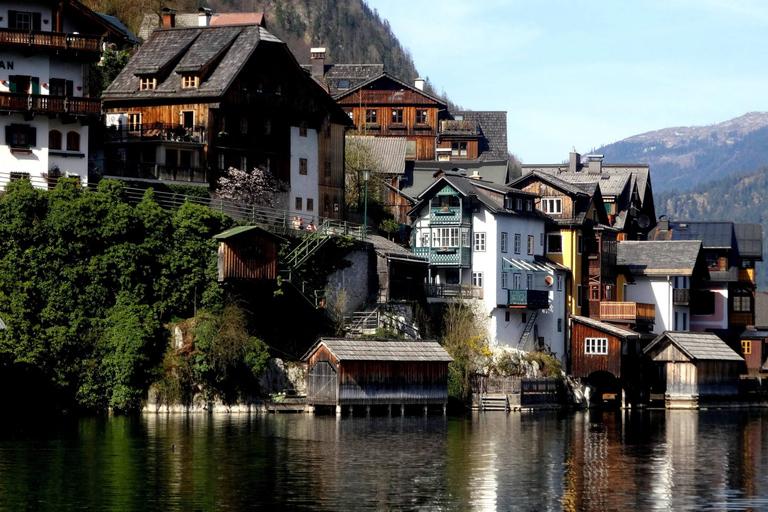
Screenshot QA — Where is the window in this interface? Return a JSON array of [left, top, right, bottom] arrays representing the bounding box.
[[307, 198, 314, 211], [526, 274, 533, 290], [48, 130, 62, 150], [474, 232, 486, 251], [577, 234, 583, 254], [451, 142, 468, 156], [505, 311, 510, 322], [391, 109, 403, 124], [461, 230, 470, 248], [49, 78, 68, 97], [472, 272, 483, 288], [338, 79, 350, 89], [501, 271, 508, 289], [345, 109, 353, 120], [240, 156, 247, 171], [365, 109, 378, 124], [433, 227, 459, 248], [295, 197, 302, 211], [299, 122, 307, 137], [128, 113, 141, 131], [576, 284, 582, 308], [541, 198, 562, 214], [513, 273, 522, 290], [180, 111, 194, 129], [734, 294, 753, 312], [9, 11, 40, 30], [674, 311, 678, 330], [692, 291, 715, 315], [585, 338, 608, 355], [66, 131, 80, 151], [547, 234, 563, 253], [741, 259, 754, 269], [540, 232, 544, 246], [501, 232, 508, 253], [558, 319, 563, 332], [526, 200, 532, 211], [334, 202, 339, 212], [405, 140, 416, 158], [182, 75, 199, 88], [263, 119, 271, 135], [416, 109, 428, 124], [557, 274, 563, 291], [299, 158, 308, 175], [5, 124, 36, 148], [217, 154, 225, 170], [528, 235, 535, 255], [420, 232, 430, 247], [514, 234, 521, 254], [140, 77, 156, 90], [324, 195, 330, 213], [742, 339, 753, 355], [515, 198, 522, 210], [240, 118, 248, 134], [682, 312, 687, 331]]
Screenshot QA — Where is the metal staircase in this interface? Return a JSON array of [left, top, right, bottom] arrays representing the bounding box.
[[480, 394, 509, 411], [344, 308, 380, 336], [517, 309, 540, 350]]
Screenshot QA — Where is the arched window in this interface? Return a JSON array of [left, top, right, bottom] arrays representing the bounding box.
[[66, 131, 80, 151], [49, 130, 62, 150]]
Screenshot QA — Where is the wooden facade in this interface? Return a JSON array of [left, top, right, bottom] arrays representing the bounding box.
[[571, 320, 625, 379], [303, 339, 452, 407], [214, 226, 284, 281]]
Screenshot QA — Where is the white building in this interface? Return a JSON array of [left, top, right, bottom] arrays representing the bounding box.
[[409, 172, 569, 362], [0, 0, 135, 189]]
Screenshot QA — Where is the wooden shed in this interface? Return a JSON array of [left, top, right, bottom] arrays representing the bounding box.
[[571, 316, 642, 379], [214, 226, 285, 281], [643, 331, 745, 407], [302, 338, 453, 413]]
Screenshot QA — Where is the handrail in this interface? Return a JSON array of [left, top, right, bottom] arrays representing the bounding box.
[[0, 93, 101, 115], [0, 28, 101, 51]]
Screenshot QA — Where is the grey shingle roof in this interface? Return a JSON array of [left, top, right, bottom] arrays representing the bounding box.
[[400, 160, 509, 200], [532, 169, 632, 197], [368, 234, 427, 261], [668, 222, 735, 249], [735, 223, 763, 259], [644, 331, 743, 361], [306, 338, 453, 362], [333, 72, 448, 106], [572, 316, 641, 339], [511, 171, 591, 197], [453, 111, 508, 161], [303, 64, 385, 96], [617, 241, 702, 276], [347, 136, 406, 175]]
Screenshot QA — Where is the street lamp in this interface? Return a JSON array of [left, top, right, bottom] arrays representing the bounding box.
[[361, 168, 371, 240]]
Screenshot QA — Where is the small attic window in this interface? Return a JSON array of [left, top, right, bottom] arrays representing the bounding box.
[[182, 75, 199, 88], [338, 79, 350, 89], [140, 77, 156, 90]]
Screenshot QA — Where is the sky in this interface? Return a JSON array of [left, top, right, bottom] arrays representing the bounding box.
[[365, 0, 768, 163]]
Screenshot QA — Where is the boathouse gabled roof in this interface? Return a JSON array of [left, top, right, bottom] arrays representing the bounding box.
[[643, 331, 744, 361], [213, 225, 286, 243], [572, 316, 641, 340], [302, 338, 453, 363]]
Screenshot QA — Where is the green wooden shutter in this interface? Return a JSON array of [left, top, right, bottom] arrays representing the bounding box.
[[28, 127, 37, 147], [66, 80, 74, 97], [31, 77, 40, 95], [32, 13, 41, 31], [8, 76, 16, 93], [8, 11, 18, 29], [5, 126, 13, 146]]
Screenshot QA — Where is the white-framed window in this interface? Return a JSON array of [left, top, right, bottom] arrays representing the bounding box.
[[526, 274, 533, 289], [585, 337, 608, 355], [240, 156, 247, 171], [474, 232, 486, 251], [501, 232, 508, 253], [420, 232, 430, 247], [217, 153, 225, 170], [140, 77, 157, 90], [501, 271, 508, 289], [576, 284, 582, 308], [461, 229, 470, 248], [526, 200, 532, 211], [528, 235, 534, 255], [515, 198, 522, 210], [513, 273, 522, 289], [182, 74, 199, 88], [577, 234, 583, 254], [547, 234, 563, 253], [557, 274, 563, 291], [541, 198, 562, 214], [514, 234, 521, 254], [433, 227, 459, 248], [472, 272, 483, 288], [128, 113, 141, 131]]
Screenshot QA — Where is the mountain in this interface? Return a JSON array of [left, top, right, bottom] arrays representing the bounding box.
[[594, 112, 768, 193]]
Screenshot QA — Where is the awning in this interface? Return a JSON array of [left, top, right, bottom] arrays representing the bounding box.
[[503, 256, 567, 273]]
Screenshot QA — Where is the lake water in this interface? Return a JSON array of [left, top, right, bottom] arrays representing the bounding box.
[[2, 409, 768, 510]]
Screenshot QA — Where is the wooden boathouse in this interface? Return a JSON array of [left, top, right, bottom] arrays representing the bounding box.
[[302, 338, 453, 414], [643, 331, 745, 408], [214, 226, 285, 281]]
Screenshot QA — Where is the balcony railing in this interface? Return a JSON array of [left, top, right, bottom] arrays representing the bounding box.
[[730, 312, 753, 326], [0, 93, 101, 115], [429, 206, 462, 223], [0, 28, 101, 52], [508, 289, 549, 309], [440, 119, 479, 135], [412, 247, 471, 266], [105, 162, 209, 184], [673, 288, 690, 305], [599, 302, 655, 322], [424, 283, 483, 300], [105, 123, 208, 145]]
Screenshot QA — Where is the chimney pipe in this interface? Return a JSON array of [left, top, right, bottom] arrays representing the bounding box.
[[587, 154, 603, 174], [569, 150, 581, 173], [161, 7, 176, 28], [198, 7, 212, 26], [414, 77, 425, 91], [310, 47, 326, 79]]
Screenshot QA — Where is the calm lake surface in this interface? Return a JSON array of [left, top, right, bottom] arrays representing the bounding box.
[[2, 409, 768, 511]]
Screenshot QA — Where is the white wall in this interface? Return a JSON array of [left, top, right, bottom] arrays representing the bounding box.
[[626, 275, 693, 334], [289, 126, 319, 217]]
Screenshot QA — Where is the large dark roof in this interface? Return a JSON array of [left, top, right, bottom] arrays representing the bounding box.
[[400, 161, 509, 200], [452, 111, 508, 161], [644, 331, 743, 361], [303, 338, 452, 362], [617, 241, 703, 276], [510, 170, 592, 197], [94, 12, 140, 44], [303, 63, 384, 96], [666, 222, 734, 249], [735, 223, 764, 259], [347, 136, 406, 175], [572, 316, 641, 339], [333, 72, 448, 106]]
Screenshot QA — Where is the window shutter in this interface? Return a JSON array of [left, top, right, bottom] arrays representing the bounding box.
[[66, 80, 74, 97], [28, 127, 37, 147], [31, 77, 40, 95], [5, 126, 13, 146], [8, 76, 16, 94], [32, 13, 41, 31], [8, 11, 18, 29]]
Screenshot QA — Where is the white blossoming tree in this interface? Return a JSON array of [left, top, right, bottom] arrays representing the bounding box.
[[216, 166, 289, 209]]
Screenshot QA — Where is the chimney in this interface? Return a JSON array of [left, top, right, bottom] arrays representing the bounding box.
[[414, 77, 425, 91], [198, 7, 212, 26], [569, 149, 581, 173], [658, 218, 669, 232], [310, 47, 326, 79], [468, 170, 482, 180], [587, 154, 604, 175], [161, 7, 176, 28]]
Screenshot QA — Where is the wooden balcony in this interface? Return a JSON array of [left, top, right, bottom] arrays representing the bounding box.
[[599, 301, 655, 323], [104, 123, 208, 145], [673, 288, 690, 306], [413, 247, 471, 267], [0, 28, 101, 53], [508, 289, 549, 309], [424, 283, 483, 300], [105, 162, 209, 184], [0, 93, 101, 116], [730, 312, 753, 327]]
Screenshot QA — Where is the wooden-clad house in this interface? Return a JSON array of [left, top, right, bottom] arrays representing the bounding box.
[[101, 21, 352, 218], [302, 338, 453, 413], [643, 331, 744, 407], [214, 225, 285, 281]]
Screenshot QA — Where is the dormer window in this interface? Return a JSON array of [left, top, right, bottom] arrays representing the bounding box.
[[140, 77, 157, 90], [182, 75, 199, 88]]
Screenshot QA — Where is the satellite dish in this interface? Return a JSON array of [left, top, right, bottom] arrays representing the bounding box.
[[638, 214, 650, 229]]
